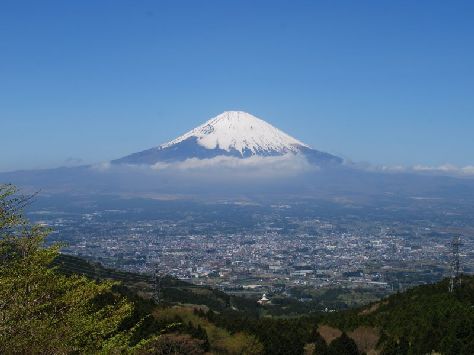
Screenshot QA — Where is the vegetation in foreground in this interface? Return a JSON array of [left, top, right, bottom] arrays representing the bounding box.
[[1, 184, 473, 354]]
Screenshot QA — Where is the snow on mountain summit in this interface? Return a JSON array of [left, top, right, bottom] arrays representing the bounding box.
[[113, 111, 342, 166], [161, 111, 309, 155]]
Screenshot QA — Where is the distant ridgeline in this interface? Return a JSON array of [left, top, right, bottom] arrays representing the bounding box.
[[54, 254, 474, 355]]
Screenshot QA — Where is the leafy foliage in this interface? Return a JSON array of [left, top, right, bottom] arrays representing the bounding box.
[[0, 184, 212, 354], [133, 333, 206, 354], [311, 329, 329, 355], [0, 185, 136, 353], [327, 332, 359, 355]]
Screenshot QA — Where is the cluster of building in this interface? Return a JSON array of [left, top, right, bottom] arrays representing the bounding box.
[[31, 205, 474, 299]]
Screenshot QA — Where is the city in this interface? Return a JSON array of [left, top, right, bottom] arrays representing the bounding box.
[[31, 196, 474, 307]]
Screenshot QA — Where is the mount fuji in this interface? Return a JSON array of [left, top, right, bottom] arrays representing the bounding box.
[[113, 111, 342, 166], [2, 110, 473, 202]]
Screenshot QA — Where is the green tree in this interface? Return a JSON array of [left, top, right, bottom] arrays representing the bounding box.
[[311, 329, 329, 355], [133, 333, 206, 355], [381, 337, 409, 355], [328, 332, 359, 355], [0, 184, 134, 353]]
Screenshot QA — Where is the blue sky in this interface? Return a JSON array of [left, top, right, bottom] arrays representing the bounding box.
[[1, 0, 473, 172]]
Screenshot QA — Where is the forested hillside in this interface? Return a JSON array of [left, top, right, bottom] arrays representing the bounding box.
[[1, 184, 473, 354], [323, 276, 474, 354]]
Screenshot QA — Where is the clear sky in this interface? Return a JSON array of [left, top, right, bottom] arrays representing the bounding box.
[[1, 0, 473, 172]]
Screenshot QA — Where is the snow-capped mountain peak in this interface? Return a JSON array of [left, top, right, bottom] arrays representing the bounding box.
[[160, 111, 308, 155], [113, 111, 342, 166]]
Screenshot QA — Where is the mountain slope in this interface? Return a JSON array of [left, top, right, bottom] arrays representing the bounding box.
[[113, 111, 342, 165], [162, 111, 308, 155], [323, 276, 474, 354], [57, 254, 474, 355]]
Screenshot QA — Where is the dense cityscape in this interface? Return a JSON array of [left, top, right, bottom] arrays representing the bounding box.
[[31, 196, 474, 305]]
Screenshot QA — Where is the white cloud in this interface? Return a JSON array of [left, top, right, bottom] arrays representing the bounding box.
[[86, 155, 317, 190], [90, 161, 112, 171], [92, 156, 474, 180], [150, 154, 316, 177], [411, 164, 474, 175], [461, 166, 474, 175], [370, 163, 474, 177]]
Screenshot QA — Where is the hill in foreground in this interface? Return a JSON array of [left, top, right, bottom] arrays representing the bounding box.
[[55, 254, 474, 355]]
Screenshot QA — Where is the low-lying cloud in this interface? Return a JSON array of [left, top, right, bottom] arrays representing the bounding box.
[[92, 155, 474, 180], [370, 164, 474, 177], [412, 164, 474, 176], [86, 155, 318, 195], [150, 154, 316, 177]]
